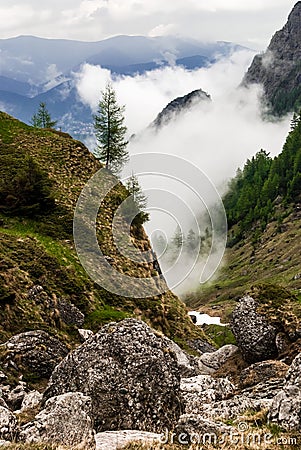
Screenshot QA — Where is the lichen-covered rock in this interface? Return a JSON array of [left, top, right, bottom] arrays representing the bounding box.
[[19, 391, 43, 412], [181, 375, 235, 414], [1, 330, 69, 378], [162, 337, 200, 377], [44, 319, 181, 433], [239, 360, 288, 389], [174, 415, 231, 442], [95, 430, 161, 450], [78, 329, 94, 343], [268, 352, 301, 430], [231, 296, 277, 362], [6, 383, 27, 410], [57, 299, 85, 327], [200, 345, 238, 371], [19, 392, 95, 449], [0, 407, 17, 441]]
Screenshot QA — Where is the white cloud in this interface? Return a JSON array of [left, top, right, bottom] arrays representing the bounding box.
[[0, 1, 297, 50], [75, 49, 291, 193]]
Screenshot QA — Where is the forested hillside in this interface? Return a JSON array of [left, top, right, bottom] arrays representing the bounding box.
[[224, 112, 301, 244]]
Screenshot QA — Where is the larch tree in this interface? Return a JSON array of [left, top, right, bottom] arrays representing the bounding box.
[[31, 102, 57, 128], [94, 82, 129, 175], [124, 173, 149, 225]]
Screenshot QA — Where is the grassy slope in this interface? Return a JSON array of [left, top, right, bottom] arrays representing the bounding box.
[[0, 111, 204, 348]]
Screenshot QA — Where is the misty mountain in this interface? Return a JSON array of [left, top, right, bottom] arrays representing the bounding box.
[[0, 35, 247, 83], [151, 89, 211, 129], [243, 1, 301, 116], [0, 34, 248, 139]]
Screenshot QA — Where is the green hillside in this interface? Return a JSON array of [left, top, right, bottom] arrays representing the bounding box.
[[0, 111, 203, 348]]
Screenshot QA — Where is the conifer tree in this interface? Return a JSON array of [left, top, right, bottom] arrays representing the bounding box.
[[31, 102, 57, 128], [94, 83, 129, 175]]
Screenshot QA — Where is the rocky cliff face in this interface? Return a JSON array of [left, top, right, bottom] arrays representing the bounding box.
[[151, 89, 211, 129], [243, 2, 301, 115]]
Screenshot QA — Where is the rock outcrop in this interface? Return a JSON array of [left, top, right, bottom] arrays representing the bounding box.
[[268, 352, 301, 430], [0, 330, 69, 378], [151, 89, 211, 128], [231, 296, 278, 362], [199, 344, 238, 371], [19, 392, 95, 449], [243, 2, 301, 115], [239, 360, 288, 389], [43, 319, 182, 433]]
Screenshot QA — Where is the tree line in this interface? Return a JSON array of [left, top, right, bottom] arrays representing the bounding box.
[[224, 111, 301, 243]]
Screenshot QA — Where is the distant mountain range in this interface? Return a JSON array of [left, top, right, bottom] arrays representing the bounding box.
[[0, 35, 248, 140]]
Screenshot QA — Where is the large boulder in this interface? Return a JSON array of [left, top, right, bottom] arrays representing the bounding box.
[[43, 319, 182, 433], [239, 360, 288, 390], [0, 407, 17, 442], [231, 296, 278, 362], [199, 345, 238, 371], [1, 330, 69, 378], [268, 352, 301, 430], [19, 392, 95, 449]]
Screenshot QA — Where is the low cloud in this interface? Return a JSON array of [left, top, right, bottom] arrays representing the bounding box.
[[75, 50, 291, 187], [75, 51, 291, 293]]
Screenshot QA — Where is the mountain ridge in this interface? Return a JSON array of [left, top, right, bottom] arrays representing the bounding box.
[[243, 1, 301, 115]]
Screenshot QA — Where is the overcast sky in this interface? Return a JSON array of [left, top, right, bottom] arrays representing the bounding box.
[[0, 0, 297, 49]]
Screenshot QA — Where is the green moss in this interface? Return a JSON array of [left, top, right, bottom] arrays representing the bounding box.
[[85, 306, 131, 330], [203, 324, 236, 347]]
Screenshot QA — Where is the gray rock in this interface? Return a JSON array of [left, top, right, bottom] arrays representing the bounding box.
[[181, 375, 235, 415], [19, 392, 95, 449], [231, 296, 278, 363], [200, 345, 238, 370], [6, 383, 27, 411], [174, 415, 231, 444], [239, 360, 288, 389], [95, 430, 161, 450], [200, 394, 266, 421], [162, 337, 200, 377], [20, 390, 43, 412], [0, 407, 17, 441], [242, 379, 285, 401], [268, 352, 301, 430], [57, 299, 85, 327], [78, 329, 94, 342], [43, 319, 181, 433], [1, 330, 69, 378]]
